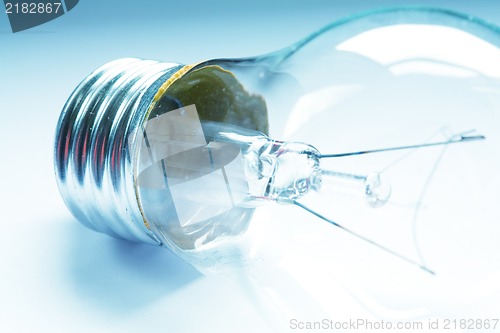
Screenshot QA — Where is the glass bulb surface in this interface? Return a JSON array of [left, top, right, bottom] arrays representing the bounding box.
[[55, 7, 500, 324], [135, 7, 500, 318]]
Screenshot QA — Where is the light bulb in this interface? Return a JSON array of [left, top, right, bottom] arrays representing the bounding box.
[[55, 6, 500, 304]]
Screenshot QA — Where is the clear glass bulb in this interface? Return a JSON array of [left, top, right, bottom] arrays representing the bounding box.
[[55, 7, 500, 324]]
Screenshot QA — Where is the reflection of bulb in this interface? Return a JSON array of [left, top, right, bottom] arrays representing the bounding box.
[[55, 7, 500, 299]]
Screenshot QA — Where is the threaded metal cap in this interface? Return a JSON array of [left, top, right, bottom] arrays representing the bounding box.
[[55, 58, 183, 244]]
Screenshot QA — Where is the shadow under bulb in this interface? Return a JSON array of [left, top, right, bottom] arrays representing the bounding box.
[[55, 7, 500, 283]]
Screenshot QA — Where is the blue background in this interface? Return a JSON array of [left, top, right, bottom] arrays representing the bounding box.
[[1, 1, 499, 332]]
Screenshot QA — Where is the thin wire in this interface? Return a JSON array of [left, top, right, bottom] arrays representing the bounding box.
[[412, 145, 447, 268], [318, 134, 485, 158], [380, 127, 448, 173], [411, 130, 471, 267], [293, 200, 435, 275]]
